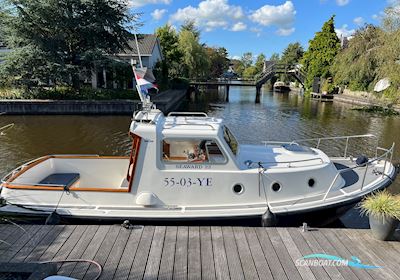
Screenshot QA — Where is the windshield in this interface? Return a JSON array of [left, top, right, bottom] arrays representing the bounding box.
[[223, 126, 238, 156]]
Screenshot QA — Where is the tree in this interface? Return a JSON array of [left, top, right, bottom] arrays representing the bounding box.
[[281, 42, 304, 65], [231, 59, 245, 76], [254, 53, 266, 73], [270, 53, 280, 61], [205, 46, 229, 78], [376, 7, 400, 99], [181, 20, 200, 40], [0, 0, 138, 90], [242, 66, 257, 79], [301, 16, 341, 90], [155, 24, 182, 79], [241, 52, 253, 68], [332, 25, 383, 91], [178, 30, 209, 78]]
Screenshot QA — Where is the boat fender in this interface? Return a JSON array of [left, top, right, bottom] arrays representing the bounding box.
[[136, 192, 158, 207], [356, 155, 369, 166], [46, 211, 61, 225], [261, 208, 277, 227]]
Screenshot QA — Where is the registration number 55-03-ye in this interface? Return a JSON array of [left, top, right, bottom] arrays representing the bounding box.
[[164, 177, 212, 187]]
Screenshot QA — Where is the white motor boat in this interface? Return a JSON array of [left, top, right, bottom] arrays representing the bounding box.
[[0, 100, 397, 225]]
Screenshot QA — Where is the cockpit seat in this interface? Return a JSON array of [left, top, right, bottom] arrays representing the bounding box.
[[39, 173, 80, 188]]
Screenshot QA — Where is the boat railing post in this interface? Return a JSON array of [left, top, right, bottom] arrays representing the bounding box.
[[317, 139, 321, 149], [361, 164, 369, 190], [344, 137, 350, 158], [323, 173, 340, 201]]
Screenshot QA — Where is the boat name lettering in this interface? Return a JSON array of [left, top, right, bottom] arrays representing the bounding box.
[[176, 164, 211, 169], [164, 177, 212, 188]]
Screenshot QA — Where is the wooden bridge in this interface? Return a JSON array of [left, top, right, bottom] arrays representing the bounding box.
[[189, 63, 306, 103]]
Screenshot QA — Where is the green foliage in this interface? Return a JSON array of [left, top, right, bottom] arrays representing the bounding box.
[[332, 25, 383, 92], [0, 86, 139, 100], [242, 66, 257, 79], [269, 53, 280, 61], [254, 53, 266, 74], [241, 52, 253, 68], [302, 16, 340, 90], [178, 30, 210, 78], [155, 23, 182, 79], [359, 190, 400, 220], [205, 47, 229, 78], [0, 0, 137, 90], [281, 42, 304, 65], [230, 59, 245, 77], [180, 20, 201, 40]]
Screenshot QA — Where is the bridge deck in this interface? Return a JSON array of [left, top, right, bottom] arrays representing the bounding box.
[[0, 224, 399, 279]]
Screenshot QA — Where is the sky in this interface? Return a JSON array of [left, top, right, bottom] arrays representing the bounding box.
[[130, 0, 395, 60]]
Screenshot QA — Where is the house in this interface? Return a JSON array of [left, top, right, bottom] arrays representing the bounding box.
[[91, 34, 163, 89]]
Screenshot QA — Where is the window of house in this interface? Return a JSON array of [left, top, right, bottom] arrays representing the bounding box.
[[162, 139, 226, 164]]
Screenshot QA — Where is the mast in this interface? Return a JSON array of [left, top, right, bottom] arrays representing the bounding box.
[[133, 32, 143, 69]]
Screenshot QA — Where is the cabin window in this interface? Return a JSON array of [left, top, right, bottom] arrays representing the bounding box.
[[223, 126, 238, 156], [162, 139, 226, 164]]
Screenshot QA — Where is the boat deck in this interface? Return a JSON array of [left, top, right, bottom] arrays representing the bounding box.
[[0, 224, 399, 279]]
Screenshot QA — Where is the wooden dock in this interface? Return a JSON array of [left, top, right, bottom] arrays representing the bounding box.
[[311, 92, 334, 102], [0, 224, 399, 279]]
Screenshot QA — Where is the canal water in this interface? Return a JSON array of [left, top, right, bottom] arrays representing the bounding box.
[[0, 86, 399, 227]]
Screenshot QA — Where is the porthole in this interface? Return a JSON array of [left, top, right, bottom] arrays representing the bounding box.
[[308, 178, 316, 188], [272, 182, 281, 192], [233, 184, 244, 195]]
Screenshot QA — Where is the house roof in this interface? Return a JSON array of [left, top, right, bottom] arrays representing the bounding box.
[[122, 34, 160, 57]]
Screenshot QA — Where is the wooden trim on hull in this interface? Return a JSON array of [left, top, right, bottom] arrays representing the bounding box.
[[2, 135, 142, 192]]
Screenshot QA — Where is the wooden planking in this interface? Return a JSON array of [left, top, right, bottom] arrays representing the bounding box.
[[84, 225, 121, 280], [0, 225, 42, 262], [158, 226, 178, 280], [39, 225, 77, 262], [1, 224, 400, 280], [319, 229, 374, 280], [58, 225, 99, 276], [232, 227, 259, 280], [255, 227, 288, 280], [24, 225, 66, 263], [113, 225, 144, 280], [188, 227, 201, 280], [211, 227, 230, 280], [243, 227, 274, 280], [221, 227, 244, 280], [173, 226, 189, 280], [310, 229, 359, 280], [335, 229, 399, 280], [345, 229, 400, 278], [98, 227, 131, 280], [10, 225, 54, 263], [286, 228, 331, 280], [199, 227, 216, 280], [143, 226, 167, 280], [70, 225, 111, 279], [128, 225, 156, 280], [276, 228, 316, 280], [299, 229, 346, 280], [267, 228, 304, 280]]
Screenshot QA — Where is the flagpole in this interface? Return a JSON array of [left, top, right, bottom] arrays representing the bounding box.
[[133, 32, 143, 68]]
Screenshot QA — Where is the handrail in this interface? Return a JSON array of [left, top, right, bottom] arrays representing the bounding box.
[[168, 112, 209, 117], [321, 142, 395, 201], [263, 134, 377, 158], [251, 157, 325, 169]]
